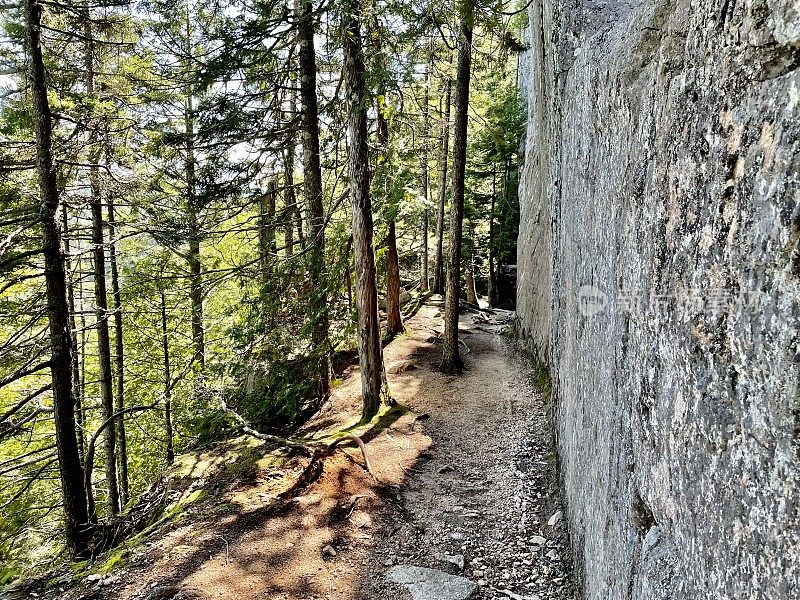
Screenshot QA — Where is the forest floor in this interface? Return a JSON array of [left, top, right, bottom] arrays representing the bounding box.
[[36, 298, 575, 600]]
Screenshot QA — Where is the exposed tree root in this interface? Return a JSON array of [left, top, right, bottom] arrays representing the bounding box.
[[84, 404, 378, 556], [220, 400, 377, 497], [279, 433, 378, 498]]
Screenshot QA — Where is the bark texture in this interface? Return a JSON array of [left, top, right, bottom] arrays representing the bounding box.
[[516, 1, 800, 598], [441, 0, 475, 374], [25, 0, 91, 556], [343, 2, 389, 420], [297, 0, 330, 397]]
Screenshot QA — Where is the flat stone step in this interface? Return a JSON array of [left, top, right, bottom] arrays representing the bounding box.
[[386, 565, 478, 600]]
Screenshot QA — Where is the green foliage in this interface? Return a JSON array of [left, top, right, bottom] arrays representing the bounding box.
[[0, 0, 526, 581], [225, 359, 318, 433]]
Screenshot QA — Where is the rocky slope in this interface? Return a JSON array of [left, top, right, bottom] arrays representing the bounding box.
[[516, 1, 800, 599]]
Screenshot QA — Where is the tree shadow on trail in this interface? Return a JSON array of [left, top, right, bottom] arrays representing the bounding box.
[[340, 404, 408, 441]]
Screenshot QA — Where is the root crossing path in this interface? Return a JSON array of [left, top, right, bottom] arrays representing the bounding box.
[[64, 300, 575, 600]]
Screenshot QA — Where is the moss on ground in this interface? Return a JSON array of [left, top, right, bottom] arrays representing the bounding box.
[[97, 547, 128, 574]]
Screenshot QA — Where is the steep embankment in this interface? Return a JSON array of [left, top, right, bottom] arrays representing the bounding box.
[[516, 1, 799, 599]]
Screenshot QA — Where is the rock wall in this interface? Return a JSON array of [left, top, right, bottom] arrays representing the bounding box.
[[516, 1, 800, 599]]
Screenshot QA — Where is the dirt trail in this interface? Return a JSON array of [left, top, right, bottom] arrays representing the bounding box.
[[58, 300, 574, 600], [358, 299, 576, 600]]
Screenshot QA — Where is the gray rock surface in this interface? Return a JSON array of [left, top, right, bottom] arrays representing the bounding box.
[[386, 566, 478, 600], [516, 1, 800, 599]]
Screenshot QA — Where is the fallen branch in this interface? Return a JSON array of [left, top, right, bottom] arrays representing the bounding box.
[[324, 433, 376, 482], [278, 433, 377, 498], [220, 398, 310, 454]]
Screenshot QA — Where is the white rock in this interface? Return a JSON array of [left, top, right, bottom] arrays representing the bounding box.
[[547, 511, 562, 527], [440, 553, 465, 572], [530, 535, 547, 546]]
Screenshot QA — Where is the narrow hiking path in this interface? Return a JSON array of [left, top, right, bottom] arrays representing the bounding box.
[[54, 300, 574, 600], [358, 298, 576, 600]]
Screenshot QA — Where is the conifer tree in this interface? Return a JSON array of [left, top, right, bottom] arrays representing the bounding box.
[[343, 0, 389, 420], [441, 0, 476, 374]]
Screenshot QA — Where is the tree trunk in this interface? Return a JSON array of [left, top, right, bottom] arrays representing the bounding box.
[[85, 13, 120, 517], [283, 156, 295, 260], [90, 170, 119, 517], [466, 239, 478, 306], [385, 219, 404, 335], [420, 59, 430, 292], [25, 0, 91, 556], [422, 212, 429, 290], [283, 31, 301, 259], [296, 0, 330, 397], [61, 201, 85, 466], [260, 179, 277, 284], [294, 200, 306, 251], [185, 94, 205, 372], [487, 174, 497, 307], [188, 235, 204, 369], [343, 1, 389, 421], [106, 195, 128, 505], [283, 82, 297, 260], [371, 14, 404, 337], [161, 288, 174, 465], [432, 62, 451, 295], [78, 277, 87, 436], [441, 0, 475, 374]]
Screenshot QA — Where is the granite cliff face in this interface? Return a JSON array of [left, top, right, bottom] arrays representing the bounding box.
[[516, 1, 800, 598]]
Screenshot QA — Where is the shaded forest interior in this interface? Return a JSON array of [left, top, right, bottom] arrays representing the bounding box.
[[0, 0, 526, 579]]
